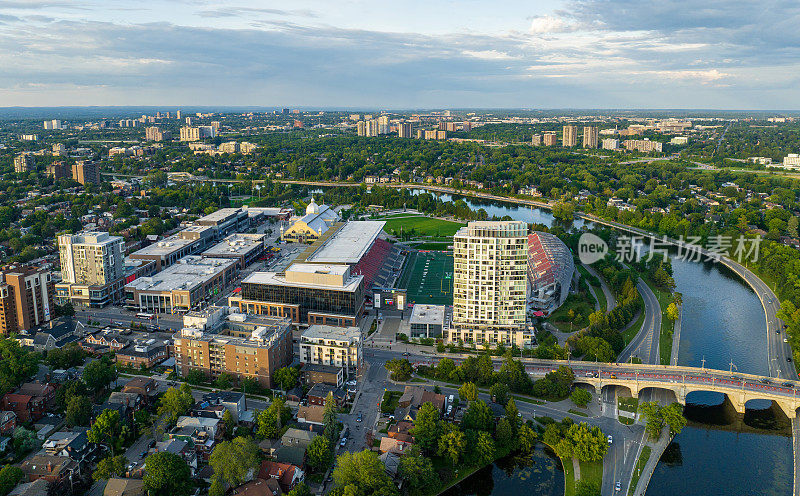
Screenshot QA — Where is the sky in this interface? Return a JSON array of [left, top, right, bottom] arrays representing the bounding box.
[[1, 0, 799, 109]]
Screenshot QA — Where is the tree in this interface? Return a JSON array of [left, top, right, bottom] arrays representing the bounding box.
[[666, 302, 680, 322], [287, 483, 312, 496], [472, 431, 496, 467], [438, 428, 466, 466], [274, 366, 299, 391], [93, 455, 128, 481], [0, 337, 38, 396], [143, 452, 192, 496], [12, 427, 40, 454], [575, 480, 601, 496], [661, 403, 687, 436], [213, 372, 235, 390], [462, 400, 493, 432], [638, 401, 665, 440], [435, 358, 456, 381], [87, 409, 122, 456], [0, 465, 24, 496], [385, 359, 413, 381], [44, 343, 85, 370], [306, 435, 333, 472], [494, 417, 514, 449], [332, 450, 397, 495], [65, 395, 92, 427], [570, 388, 592, 408], [567, 423, 608, 462], [518, 424, 538, 453], [221, 409, 235, 438], [489, 383, 509, 405], [158, 384, 194, 424], [257, 397, 291, 439], [504, 398, 521, 434], [458, 382, 478, 402], [82, 359, 116, 394], [410, 402, 441, 454], [209, 437, 260, 494], [323, 393, 338, 442], [398, 452, 437, 495]]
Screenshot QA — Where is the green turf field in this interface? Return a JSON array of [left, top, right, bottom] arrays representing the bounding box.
[[381, 214, 465, 239], [398, 250, 454, 305]]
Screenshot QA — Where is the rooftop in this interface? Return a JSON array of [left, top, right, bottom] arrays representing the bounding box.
[[410, 304, 446, 325], [179, 314, 292, 349], [125, 256, 235, 293], [301, 324, 361, 343], [202, 233, 265, 257], [305, 221, 385, 264], [242, 264, 363, 292], [195, 207, 245, 224], [129, 234, 196, 257]]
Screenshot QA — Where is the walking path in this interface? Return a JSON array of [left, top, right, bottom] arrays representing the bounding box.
[[670, 307, 682, 366], [582, 263, 617, 312]]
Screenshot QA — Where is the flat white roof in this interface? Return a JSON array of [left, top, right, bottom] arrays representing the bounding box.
[[301, 324, 361, 343], [125, 256, 235, 293], [242, 266, 363, 292], [130, 235, 195, 257], [410, 304, 446, 325], [196, 208, 244, 224], [202, 234, 265, 257], [306, 221, 386, 264], [288, 263, 348, 275]]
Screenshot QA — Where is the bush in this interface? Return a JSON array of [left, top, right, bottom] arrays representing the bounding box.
[[570, 388, 592, 407]]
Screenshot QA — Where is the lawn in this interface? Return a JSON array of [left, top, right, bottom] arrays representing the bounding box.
[[398, 250, 454, 305], [547, 292, 596, 332], [578, 265, 607, 312], [618, 396, 639, 425], [579, 460, 603, 489], [381, 390, 402, 414], [382, 214, 465, 240], [621, 308, 646, 346], [628, 446, 652, 495]]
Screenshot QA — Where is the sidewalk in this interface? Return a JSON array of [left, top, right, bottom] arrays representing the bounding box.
[[630, 427, 671, 496], [670, 308, 682, 366]]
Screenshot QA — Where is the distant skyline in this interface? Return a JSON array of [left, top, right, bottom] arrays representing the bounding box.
[[1, 0, 799, 109]]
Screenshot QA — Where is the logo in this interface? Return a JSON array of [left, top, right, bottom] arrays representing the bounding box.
[[578, 233, 608, 265]]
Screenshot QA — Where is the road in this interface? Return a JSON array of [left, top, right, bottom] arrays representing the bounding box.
[[583, 263, 617, 312], [618, 279, 661, 366]]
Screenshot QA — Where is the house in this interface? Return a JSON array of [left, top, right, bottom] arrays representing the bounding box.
[[200, 391, 245, 422], [42, 430, 94, 466], [18, 319, 84, 352], [398, 386, 447, 413], [17, 384, 55, 409], [387, 421, 413, 440], [379, 436, 414, 455], [307, 383, 346, 407], [154, 438, 197, 473], [0, 411, 16, 434], [379, 452, 400, 479], [19, 454, 80, 483], [258, 438, 282, 456], [273, 445, 306, 468], [8, 479, 49, 496], [106, 392, 143, 412], [280, 428, 316, 450], [284, 387, 303, 404], [296, 405, 325, 426], [175, 416, 223, 439], [103, 478, 145, 496], [231, 479, 282, 496], [121, 377, 158, 399], [258, 460, 304, 494], [114, 339, 168, 369], [1, 394, 47, 423], [301, 363, 344, 387], [0, 436, 10, 454], [81, 329, 131, 354]]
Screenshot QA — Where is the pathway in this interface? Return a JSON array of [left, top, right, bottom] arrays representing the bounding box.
[[670, 307, 682, 366], [582, 263, 617, 312]]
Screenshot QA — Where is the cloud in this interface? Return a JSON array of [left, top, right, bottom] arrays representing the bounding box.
[[196, 6, 317, 19], [462, 49, 514, 60], [529, 15, 576, 34]]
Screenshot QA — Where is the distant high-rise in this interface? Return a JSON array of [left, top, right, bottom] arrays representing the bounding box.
[[43, 119, 62, 130], [282, 108, 290, 115], [356, 121, 367, 136], [543, 133, 558, 146], [562, 125, 578, 147], [602, 138, 620, 150], [531, 134, 542, 146], [176, 110, 182, 120], [377, 115, 390, 134], [47, 161, 69, 180], [72, 160, 100, 186], [398, 122, 413, 138], [365, 120, 379, 137], [13, 153, 33, 173], [145, 126, 171, 141], [52, 143, 66, 156], [583, 126, 599, 148], [449, 221, 529, 348], [180, 126, 201, 142]]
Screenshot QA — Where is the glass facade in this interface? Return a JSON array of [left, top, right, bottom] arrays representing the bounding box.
[[242, 281, 364, 321]]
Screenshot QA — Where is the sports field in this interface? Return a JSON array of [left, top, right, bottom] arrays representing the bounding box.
[[381, 214, 465, 239], [398, 250, 454, 305]]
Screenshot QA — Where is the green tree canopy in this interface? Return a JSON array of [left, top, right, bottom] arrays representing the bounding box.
[[143, 452, 192, 496]]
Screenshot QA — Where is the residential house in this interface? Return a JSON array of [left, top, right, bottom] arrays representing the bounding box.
[[154, 438, 198, 474], [306, 383, 346, 407], [17, 383, 55, 409], [231, 479, 282, 496], [103, 478, 145, 496], [1, 393, 47, 423], [200, 391, 246, 422], [19, 454, 80, 483], [296, 405, 325, 426], [379, 436, 414, 456], [300, 363, 343, 388], [17, 319, 84, 352], [114, 339, 168, 369], [42, 430, 94, 466], [121, 377, 158, 401], [8, 479, 49, 496], [0, 410, 17, 434], [258, 460, 304, 494], [395, 385, 447, 420]]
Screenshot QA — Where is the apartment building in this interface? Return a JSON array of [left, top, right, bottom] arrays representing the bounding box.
[[180, 126, 201, 141], [0, 265, 54, 335], [543, 133, 558, 146], [56, 232, 125, 307], [174, 307, 293, 388], [145, 126, 171, 141], [71, 160, 100, 185], [562, 125, 578, 147], [398, 122, 413, 138], [299, 324, 362, 377], [449, 221, 529, 347], [623, 139, 663, 153], [14, 153, 33, 173], [583, 126, 598, 148]]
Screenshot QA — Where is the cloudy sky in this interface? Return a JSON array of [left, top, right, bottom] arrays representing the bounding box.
[[1, 0, 799, 109]]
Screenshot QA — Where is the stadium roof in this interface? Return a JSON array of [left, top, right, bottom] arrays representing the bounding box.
[[306, 221, 386, 264]]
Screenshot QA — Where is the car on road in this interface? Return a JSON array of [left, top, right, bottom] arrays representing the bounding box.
[[402, 352, 411, 357], [615, 481, 621, 492], [356, 413, 363, 422], [139, 451, 146, 459], [340, 437, 347, 447], [607, 435, 613, 444], [783, 382, 794, 387], [784, 338, 789, 343], [761, 378, 772, 384]]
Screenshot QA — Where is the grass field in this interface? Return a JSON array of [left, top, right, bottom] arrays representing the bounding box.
[[398, 250, 454, 305], [382, 214, 465, 240]]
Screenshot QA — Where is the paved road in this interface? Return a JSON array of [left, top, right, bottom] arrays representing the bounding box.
[[618, 279, 661, 365]]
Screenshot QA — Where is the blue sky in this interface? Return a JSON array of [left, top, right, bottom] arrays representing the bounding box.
[[1, 0, 799, 109]]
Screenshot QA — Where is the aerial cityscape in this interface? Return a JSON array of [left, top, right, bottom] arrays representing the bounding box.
[[1, 2, 800, 496]]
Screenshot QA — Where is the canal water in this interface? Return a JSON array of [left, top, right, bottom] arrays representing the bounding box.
[[322, 185, 792, 495]]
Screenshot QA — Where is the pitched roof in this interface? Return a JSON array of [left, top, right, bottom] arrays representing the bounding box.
[[103, 478, 145, 496], [296, 405, 325, 425], [231, 479, 282, 496]]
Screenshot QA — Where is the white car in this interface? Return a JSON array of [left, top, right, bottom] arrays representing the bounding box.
[[607, 435, 613, 444]]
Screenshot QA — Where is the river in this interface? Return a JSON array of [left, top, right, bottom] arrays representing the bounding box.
[[320, 185, 792, 494]]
